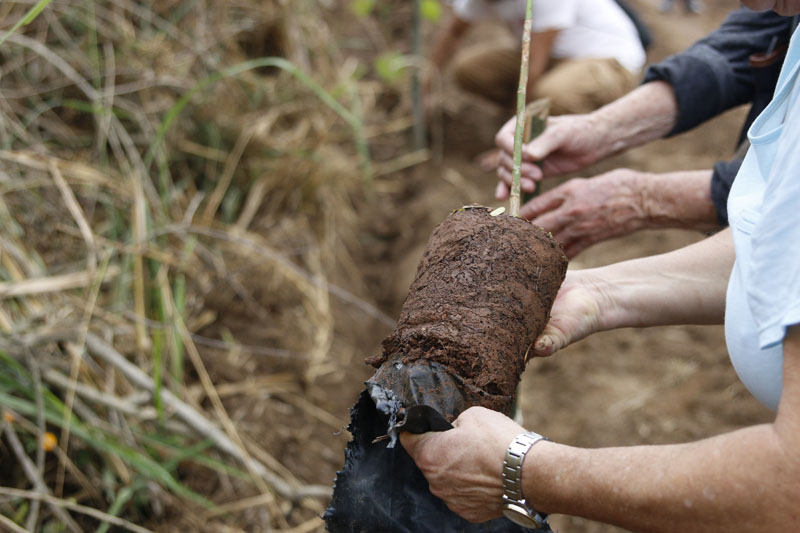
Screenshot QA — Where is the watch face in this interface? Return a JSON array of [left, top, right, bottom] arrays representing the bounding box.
[[502, 503, 542, 529]]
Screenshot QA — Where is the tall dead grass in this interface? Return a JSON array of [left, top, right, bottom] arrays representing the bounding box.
[[0, 0, 408, 530]]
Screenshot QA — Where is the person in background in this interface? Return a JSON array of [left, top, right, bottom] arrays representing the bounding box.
[[400, 1, 800, 531], [493, 8, 798, 258], [427, 0, 647, 115]]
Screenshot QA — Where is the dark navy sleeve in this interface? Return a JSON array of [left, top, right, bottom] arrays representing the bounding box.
[[643, 9, 792, 136], [710, 158, 743, 226]]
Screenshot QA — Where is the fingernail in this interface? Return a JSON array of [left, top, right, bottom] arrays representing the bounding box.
[[495, 182, 504, 199], [535, 338, 550, 353]]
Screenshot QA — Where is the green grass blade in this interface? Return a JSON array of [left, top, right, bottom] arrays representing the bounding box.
[[171, 272, 187, 385], [0, 389, 212, 507], [94, 483, 140, 533], [0, 0, 54, 46]]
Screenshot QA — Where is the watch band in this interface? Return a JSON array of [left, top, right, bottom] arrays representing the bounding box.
[[501, 431, 549, 529]]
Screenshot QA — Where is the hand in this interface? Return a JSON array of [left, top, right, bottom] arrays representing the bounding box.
[[522, 169, 649, 258], [399, 407, 525, 523], [532, 269, 609, 357], [494, 113, 608, 199]]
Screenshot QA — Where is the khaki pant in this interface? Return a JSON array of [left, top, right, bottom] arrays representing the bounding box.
[[452, 42, 639, 115]]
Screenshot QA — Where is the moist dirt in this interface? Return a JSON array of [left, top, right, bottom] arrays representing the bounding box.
[[371, 207, 567, 414]]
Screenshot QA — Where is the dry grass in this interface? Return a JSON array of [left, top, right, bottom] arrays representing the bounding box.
[[0, 0, 415, 530]]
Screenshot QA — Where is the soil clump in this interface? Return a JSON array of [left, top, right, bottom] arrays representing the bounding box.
[[369, 206, 568, 415]]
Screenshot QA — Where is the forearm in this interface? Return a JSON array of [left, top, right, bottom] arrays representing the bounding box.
[[590, 81, 679, 159], [640, 169, 718, 231], [526, 423, 798, 532], [642, 9, 793, 136], [589, 228, 733, 329], [526, 326, 800, 532]]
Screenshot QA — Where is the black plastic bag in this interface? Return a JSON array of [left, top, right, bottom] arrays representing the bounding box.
[[324, 355, 551, 533]]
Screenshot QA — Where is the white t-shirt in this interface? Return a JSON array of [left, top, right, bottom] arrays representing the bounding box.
[[449, 0, 645, 74], [725, 26, 800, 411]]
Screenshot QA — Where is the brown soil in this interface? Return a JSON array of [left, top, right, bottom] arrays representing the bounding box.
[[371, 207, 567, 414]]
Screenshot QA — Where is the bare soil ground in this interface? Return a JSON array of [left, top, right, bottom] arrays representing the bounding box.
[[337, 1, 774, 531]]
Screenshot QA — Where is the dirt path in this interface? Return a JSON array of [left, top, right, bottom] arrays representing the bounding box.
[[361, 2, 773, 531]]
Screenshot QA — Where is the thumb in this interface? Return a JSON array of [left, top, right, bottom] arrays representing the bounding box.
[[399, 430, 432, 459], [523, 129, 562, 162], [532, 325, 569, 357]]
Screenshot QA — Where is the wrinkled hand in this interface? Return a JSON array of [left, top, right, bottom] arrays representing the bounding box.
[[494, 113, 608, 199], [522, 169, 649, 258], [399, 407, 525, 523], [532, 269, 609, 357]]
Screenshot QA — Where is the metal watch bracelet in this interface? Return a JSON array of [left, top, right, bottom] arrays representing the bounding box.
[[501, 431, 549, 529]]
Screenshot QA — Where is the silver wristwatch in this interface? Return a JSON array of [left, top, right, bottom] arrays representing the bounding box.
[[501, 431, 549, 529]]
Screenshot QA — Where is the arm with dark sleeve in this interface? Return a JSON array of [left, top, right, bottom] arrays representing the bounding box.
[[643, 8, 793, 136], [710, 158, 742, 226]]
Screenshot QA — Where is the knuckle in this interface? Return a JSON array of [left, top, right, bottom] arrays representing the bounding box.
[[563, 179, 584, 193], [464, 405, 486, 418]]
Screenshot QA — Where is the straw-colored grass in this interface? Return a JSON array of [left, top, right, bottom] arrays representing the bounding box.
[[0, 0, 415, 530]]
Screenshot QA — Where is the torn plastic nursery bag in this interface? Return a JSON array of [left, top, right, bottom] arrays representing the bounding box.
[[324, 354, 552, 533]]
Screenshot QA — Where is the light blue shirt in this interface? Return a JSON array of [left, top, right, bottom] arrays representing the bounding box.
[[725, 26, 800, 411]]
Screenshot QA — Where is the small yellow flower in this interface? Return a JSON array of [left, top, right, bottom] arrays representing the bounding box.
[[42, 432, 58, 452], [2, 411, 14, 423]]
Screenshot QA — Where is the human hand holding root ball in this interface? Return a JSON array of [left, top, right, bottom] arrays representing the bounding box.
[[399, 408, 527, 523]]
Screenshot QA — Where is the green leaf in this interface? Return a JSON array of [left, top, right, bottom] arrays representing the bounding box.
[[350, 0, 375, 17], [420, 0, 442, 22], [375, 52, 408, 85]]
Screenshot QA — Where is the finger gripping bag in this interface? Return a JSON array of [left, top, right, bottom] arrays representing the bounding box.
[[325, 207, 567, 533]]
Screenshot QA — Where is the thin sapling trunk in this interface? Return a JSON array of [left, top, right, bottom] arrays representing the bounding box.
[[509, 0, 534, 217]]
